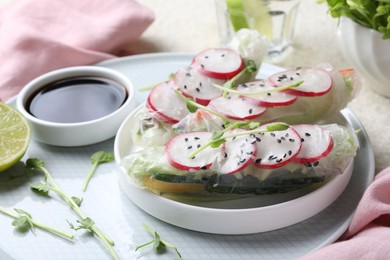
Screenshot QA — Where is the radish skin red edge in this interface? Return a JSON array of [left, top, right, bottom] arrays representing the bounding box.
[[191, 48, 245, 80], [268, 68, 333, 97]]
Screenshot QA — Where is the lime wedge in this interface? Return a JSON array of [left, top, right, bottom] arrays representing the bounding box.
[[0, 102, 31, 172], [226, 0, 273, 40]]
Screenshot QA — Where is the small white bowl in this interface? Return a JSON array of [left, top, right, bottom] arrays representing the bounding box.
[[17, 66, 135, 147], [337, 18, 390, 97]]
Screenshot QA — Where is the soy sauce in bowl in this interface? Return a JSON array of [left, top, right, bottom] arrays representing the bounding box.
[[27, 76, 128, 124], [17, 66, 135, 147]]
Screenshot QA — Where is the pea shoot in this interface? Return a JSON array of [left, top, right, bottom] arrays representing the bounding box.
[[188, 122, 289, 159], [174, 89, 231, 122], [212, 79, 304, 97], [26, 158, 119, 260], [0, 206, 74, 240], [222, 59, 258, 92], [136, 224, 183, 260], [82, 151, 114, 192]]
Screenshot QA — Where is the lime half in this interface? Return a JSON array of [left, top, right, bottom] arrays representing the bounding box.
[[226, 0, 273, 40], [0, 102, 31, 172]]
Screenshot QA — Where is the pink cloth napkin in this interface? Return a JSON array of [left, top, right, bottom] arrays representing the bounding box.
[[301, 167, 390, 259], [0, 0, 155, 101]]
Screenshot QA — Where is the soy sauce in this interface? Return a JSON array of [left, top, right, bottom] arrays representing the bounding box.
[[27, 77, 128, 123]]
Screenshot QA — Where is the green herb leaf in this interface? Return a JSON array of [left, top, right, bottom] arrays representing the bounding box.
[[266, 123, 289, 132], [90, 151, 114, 165], [30, 182, 50, 196], [0, 206, 74, 240], [320, 0, 390, 38], [69, 217, 95, 231], [186, 99, 198, 113], [26, 158, 45, 169], [210, 138, 227, 148], [12, 216, 30, 229], [13, 208, 32, 218], [153, 232, 166, 253], [136, 224, 183, 259], [248, 121, 261, 129], [71, 196, 83, 207], [82, 151, 114, 192]]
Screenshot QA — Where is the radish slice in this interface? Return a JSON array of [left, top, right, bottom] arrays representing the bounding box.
[[166, 132, 220, 171], [216, 129, 257, 174], [268, 68, 332, 97], [236, 79, 297, 107], [208, 94, 267, 121], [173, 66, 224, 106], [192, 48, 244, 80], [292, 124, 334, 164], [146, 81, 188, 124], [253, 124, 302, 169]]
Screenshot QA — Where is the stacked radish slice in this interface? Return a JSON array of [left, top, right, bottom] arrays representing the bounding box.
[[165, 123, 334, 174], [146, 47, 334, 123], [144, 47, 341, 174]]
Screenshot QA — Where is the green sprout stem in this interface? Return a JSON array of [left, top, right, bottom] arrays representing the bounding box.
[[27, 159, 118, 260], [212, 80, 304, 97], [222, 60, 258, 91], [0, 206, 74, 240], [188, 123, 288, 159], [174, 89, 231, 122], [82, 163, 99, 191], [136, 224, 183, 260], [82, 151, 114, 192]]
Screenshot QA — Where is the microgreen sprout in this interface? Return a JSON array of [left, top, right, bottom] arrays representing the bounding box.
[[68, 217, 95, 231], [82, 151, 114, 192], [188, 123, 289, 159], [26, 158, 119, 260], [213, 80, 304, 97], [174, 89, 231, 122], [136, 224, 183, 260], [0, 206, 74, 240], [222, 59, 258, 93]]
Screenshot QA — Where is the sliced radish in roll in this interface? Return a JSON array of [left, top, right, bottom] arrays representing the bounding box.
[[292, 124, 334, 164], [269, 68, 332, 97], [208, 95, 267, 121], [236, 79, 297, 107], [146, 81, 188, 124], [216, 129, 257, 174], [173, 66, 224, 106], [253, 124, 302, 169], [166, 132, 220, 171], [192, 48, 244, 80]]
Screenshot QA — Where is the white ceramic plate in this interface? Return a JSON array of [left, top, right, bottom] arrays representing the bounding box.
[[115, 104, 354, 234], [0, 53, 374, 259]]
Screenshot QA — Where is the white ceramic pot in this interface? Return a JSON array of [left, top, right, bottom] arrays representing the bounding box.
[[337, 18, 390, 97]]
